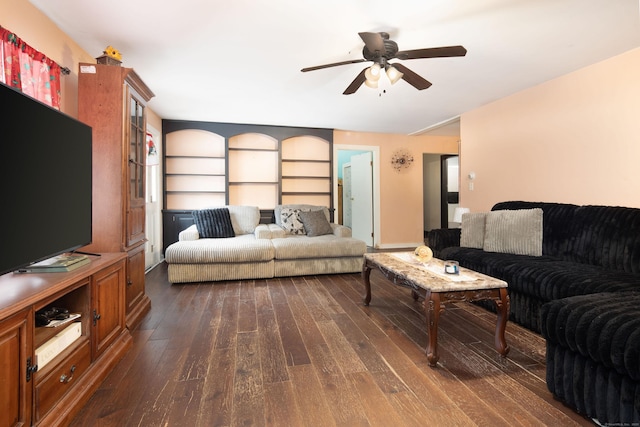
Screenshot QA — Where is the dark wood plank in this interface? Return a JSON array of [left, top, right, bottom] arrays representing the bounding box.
[[304, 342, 370, 426], [288, 364, 336, 427], [263, 381, 305, 426], [269, 279, 311, 366], [255, 280, 290, 384], [196, 347, 235, 426], [233, 331, 265, 427]]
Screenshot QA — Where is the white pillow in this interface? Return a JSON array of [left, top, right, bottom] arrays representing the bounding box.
[[483, 208, 543, 256], [460, 212, 487, 249]]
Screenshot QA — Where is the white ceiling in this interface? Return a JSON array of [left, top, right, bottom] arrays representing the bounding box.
[[31, 0, 640, 135]]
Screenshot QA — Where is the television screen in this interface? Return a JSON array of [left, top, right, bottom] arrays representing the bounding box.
[[0, 83, 92, 276]]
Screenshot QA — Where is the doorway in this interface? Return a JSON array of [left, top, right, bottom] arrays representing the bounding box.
[[422, 154, 459, 232], [334, 145, 380, 248]]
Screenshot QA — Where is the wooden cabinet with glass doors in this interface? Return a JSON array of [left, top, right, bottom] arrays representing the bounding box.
[[78, 62, 153, 329]]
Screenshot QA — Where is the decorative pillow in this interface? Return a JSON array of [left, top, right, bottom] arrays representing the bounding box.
[[460, 212, 487, 249], [483, 208, 543, 256], [192, 208, 235, 238], [280, 208, 307, 235], [299, 210, 333, 237], [274, 204, 329, 226]]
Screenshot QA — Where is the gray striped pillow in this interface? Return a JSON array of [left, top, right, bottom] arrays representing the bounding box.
[[483, 208, 543, 256], [192, 208, 235, 238]]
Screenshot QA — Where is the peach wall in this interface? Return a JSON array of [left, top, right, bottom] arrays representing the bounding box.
[[2, 0, 162, 129], [334, 130, 458, 247], [460, 48, 640, 212]]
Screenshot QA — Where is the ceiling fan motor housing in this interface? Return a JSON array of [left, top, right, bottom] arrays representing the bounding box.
[[362, 36, 399, 64]]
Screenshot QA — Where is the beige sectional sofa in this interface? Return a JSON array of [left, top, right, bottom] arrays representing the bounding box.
[[165, 205, 367, 283]]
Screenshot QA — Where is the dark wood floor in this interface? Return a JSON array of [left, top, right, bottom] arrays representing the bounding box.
[[71, 262, 594, 426]]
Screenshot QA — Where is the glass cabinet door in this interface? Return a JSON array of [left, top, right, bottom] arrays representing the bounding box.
[[130, 96, 145, 201], [127, 91, 146, 247]]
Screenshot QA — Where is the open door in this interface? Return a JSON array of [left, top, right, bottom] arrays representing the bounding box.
[[350, 152, 373, 246]]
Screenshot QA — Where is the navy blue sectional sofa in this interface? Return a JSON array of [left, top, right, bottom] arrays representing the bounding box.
[[427, 201, 640, 424]]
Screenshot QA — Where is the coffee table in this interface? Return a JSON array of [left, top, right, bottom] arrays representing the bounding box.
[[362, 252, 510, 367]]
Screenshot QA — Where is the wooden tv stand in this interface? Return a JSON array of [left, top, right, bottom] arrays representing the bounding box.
[[0, 253, 132, 427]]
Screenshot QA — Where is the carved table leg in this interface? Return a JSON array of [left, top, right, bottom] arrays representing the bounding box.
[[362, 261, 372, 306], [424, 291, 441, 367], [494, 288, 510, 357]]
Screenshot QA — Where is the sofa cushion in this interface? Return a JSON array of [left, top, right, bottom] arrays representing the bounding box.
[[192, 208, 235, 238], [565, 205, 640, 274], [460, 212, 487, 249], [280, 207, 307, 235], [165, 234, 274, 263], [271, 235, 366, 260], [226, 205, 261, 235], [299, 210, 333, 237], [483, 208, 543, 256], [541, 291, 640, 381]]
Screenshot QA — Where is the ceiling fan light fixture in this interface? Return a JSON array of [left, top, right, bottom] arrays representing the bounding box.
[[364, 78, 378, 89], [386, 65, 403, 85], [365, 63, 381, 83]]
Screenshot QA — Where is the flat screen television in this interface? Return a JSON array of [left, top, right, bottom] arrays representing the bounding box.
[[0, 82, 92, 276]]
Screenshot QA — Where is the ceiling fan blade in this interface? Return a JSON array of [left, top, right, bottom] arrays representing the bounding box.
[[301, 59, 366, 72], [396, 45, 467, 60], [392, 63, 432, 90], [343, 68, 368, 95], [358, 32, 386, 55]]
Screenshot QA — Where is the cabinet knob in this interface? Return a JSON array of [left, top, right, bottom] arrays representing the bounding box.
[[60, 365, 76, 384], [93, 310, 101, 325], [26, 357, 38, 382], [127, 279, 133, 286]]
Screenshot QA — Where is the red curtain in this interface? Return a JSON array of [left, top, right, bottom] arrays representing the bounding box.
[[0, 26, 61, 109]]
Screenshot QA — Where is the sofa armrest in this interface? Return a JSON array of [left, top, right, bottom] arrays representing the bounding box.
[[267, 223, 287, 239], [179, 224, 200, 241], [426, 228, 461, 255], [331, 223, 352, 238], [254, 224, 271, 239]]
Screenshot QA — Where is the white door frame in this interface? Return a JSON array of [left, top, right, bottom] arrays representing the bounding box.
[[145, 124, 163, 270], [333, 144, 380, 248]]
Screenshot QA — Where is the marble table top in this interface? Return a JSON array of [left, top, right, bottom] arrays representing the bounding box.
[[364, 252, 508, 292]]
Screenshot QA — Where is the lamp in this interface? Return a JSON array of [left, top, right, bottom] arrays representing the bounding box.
[[453, 207, 470, 225], [365, 63, 381, 88], [386, 65, 403, 85]]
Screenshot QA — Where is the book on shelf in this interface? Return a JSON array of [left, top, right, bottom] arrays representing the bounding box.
[[19, 253, 90, 273], [35, 321, 82, 369]]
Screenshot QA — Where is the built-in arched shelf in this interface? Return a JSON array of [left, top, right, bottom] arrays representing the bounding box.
[[164, 129, 226, 209], [281, 136, 331, 207], [161, 120, 334, 251], [228, 133, 279, 208]]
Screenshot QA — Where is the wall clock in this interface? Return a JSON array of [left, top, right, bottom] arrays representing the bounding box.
[[390, 149, 414, 171]]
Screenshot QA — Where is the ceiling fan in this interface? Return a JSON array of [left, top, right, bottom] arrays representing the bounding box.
[[301, 32, 467, 95]]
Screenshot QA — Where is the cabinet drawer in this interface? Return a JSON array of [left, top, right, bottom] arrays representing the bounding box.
[[34, 339, 91, 421]]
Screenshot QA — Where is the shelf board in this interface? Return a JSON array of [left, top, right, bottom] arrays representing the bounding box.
[[228, 147, 278, 152], [166, 190, 225, 194], [229, 182, 279, 185], [165, 155, 225, 159], [166, 173, 226, 177], [282, 176, 330, 179], [282, 159, 330, 163], [281, 191, 331, 195]]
